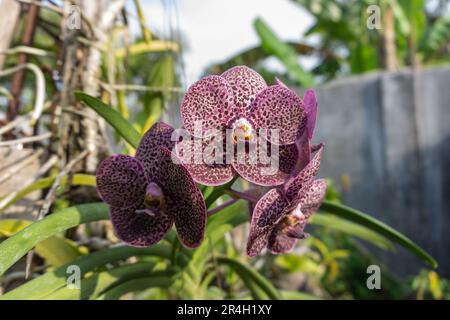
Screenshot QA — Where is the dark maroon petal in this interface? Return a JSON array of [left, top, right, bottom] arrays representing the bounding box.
[[175, 134, 235, 186], [267, 232, 298, 255], [249, 85, 306, 145], [255, 188, 289, 228], [294, 178, 327, 217], [284, 144, 324, 201], [109, 202, 173, 247], [233, 142, 297, 187], [247, 189, 288, 256], [304, 89, 317, 140], [221, 65, 267, 118], [155, 147, 207, 248], [96, 155, 146, 208], [135, 122, 175, 179], [180, 75, 236, 137]]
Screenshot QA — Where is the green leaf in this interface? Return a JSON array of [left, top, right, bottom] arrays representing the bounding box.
[[387, 0, 411, 36], [115, 40, 178, 59], [74, 92, 141, 148], [280, 290, 321, 300], [0, 202, 109, 276], [254, 17, 315, 87], [43, 262, 160, 300], [208, 41, 317, 74], [320, 200, 437, 268], [0, 219, 32, 236], [311, 213, 394, 251], [0, 219, 86, 268], [348, 43, 378, 73], [420, 14, 450, 54], [0, 174, 96, 212], [97, 276, 173, 300], [275, 252, 322, 275], [216, 256, 281, 300], [140, 55, 176, 133], [1, 244, 172, 300], [35, 236, 86, 268]]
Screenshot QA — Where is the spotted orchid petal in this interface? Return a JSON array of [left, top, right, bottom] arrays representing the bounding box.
[[135, 122, 175, 179], [233, 143, 298, 186], [246, 227, 272, 258], [155, 147, 207, 248], [249, 85, 306, 145], [293, 178, 327, 218], [180, 75, 236, 137], [96, 155, 147, 208], [246, 189, 289, 256], [304, 89, 318, 140], [267, 179, 326, 254], [284, 144, 324, 201], [221, 66, 267, 118], [109, 202, 173, 247], [175, 134, 235, 186]]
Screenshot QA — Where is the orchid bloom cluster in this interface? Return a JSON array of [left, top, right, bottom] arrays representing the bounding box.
[[96, 65, 326, 256]]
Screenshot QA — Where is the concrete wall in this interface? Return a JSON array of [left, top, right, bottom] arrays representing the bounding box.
[[314, 66, 450, 277]]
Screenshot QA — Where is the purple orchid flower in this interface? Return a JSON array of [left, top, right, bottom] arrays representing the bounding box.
[[246, 144, 327, 256], [96, 122, 207, 248], [177, 66, 309, 187]]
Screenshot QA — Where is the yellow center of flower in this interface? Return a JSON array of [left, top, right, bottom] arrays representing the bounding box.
[[231, 118, 254, 143]]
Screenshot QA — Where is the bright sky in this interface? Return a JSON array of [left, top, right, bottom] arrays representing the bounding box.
[[136, 0, 313, 84]]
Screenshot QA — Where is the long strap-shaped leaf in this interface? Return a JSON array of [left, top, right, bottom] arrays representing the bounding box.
[[1, 244, 173, 300], [311, 213, 394, 251], [97, 276, 174, 300], [0, 202, 108, 277], [320, 200, 438, 268], [216, 256, 281, 300], [42, 263, 171, 300], [254, 17, 315, 87], [74, 92, 141, 149]]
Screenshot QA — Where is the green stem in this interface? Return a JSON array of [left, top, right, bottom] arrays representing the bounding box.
[[225, 189, 260, 203]]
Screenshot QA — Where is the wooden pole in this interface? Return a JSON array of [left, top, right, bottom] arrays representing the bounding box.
[[6, 2, 40, 121]]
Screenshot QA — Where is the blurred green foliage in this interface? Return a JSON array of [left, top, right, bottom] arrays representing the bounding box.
[[209, 0, 450, 86]]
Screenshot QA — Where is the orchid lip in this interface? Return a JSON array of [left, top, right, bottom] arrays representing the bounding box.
[[144, 182, 165, 211], [275, 205, 307, 239]]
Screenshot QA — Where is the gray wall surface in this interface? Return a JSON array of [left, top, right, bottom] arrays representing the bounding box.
[[314, 66, 450, 277]]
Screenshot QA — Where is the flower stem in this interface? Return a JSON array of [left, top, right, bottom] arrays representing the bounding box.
[[225, 189, 260, 203], [207, 198, 238, 216]]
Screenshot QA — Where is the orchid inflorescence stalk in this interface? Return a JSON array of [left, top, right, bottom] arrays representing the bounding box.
[[95, 65, 326, 256]]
